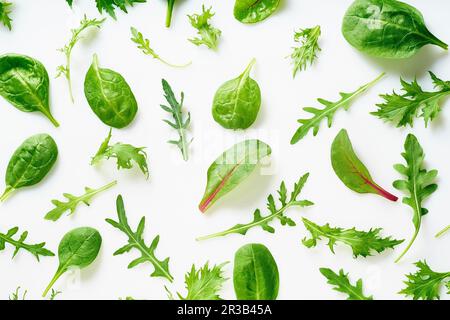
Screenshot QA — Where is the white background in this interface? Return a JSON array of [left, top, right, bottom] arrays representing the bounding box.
[[0, 0, 449, 300]]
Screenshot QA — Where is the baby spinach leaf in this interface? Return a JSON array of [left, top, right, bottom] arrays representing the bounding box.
[[342, 0, 447, 59], [44, 181, 117, 221], [302, 217, 403, 258], [0, 54, 59, 127], [331, 129, 398, 201], [0, 1, 12, 30], [291, 73, 384, 144], [0, 226, 54, 260], [373, 72, 450, 128], [320, 268, 373, 300], [1, 134, 58, 202], [42, 227, 102, 297], [197, 173, 313, 240], [91, 129, 149, 178], [84, 54, 138, 128], [233, 243, 279, 300], [290, 25, 321, 77], [106, 195, 174, 282], [212, 59, 261, 130], [188, 5, 222, 50], [234, 0, 280, 24], [400, 261, 450, 300], [165, 0, 176, 27], [393, 134, 438, 263], [198, 139, 271, 213]]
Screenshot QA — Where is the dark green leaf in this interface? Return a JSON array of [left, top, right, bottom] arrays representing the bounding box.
[[0, 227, 54, 260]]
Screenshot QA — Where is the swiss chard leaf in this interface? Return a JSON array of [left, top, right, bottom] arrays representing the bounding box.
[[0, 227, 54, 260], [373, 72, 450, 128], [400, 261, 450, 300], [106, 195, 174, 282], [393, 134, 438, 263], [290, 73, 384, 144], [302, 217, 403, 258], [0, 1, 12, 30], [320, 268, 373, 300], [331, 129, 398, 201], [289, 26, 321, 77], [188, 6, 221, 50], [197, 173, 313, 240]]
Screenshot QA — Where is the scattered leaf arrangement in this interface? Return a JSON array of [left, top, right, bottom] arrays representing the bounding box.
[[1, 0, 449, 301]]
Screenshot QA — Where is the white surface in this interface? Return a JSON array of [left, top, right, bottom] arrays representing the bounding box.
[[0, 0, 449, 300]]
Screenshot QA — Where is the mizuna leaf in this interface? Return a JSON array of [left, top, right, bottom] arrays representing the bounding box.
[[198, 139, 272, 213], [290, 73, 385, 144], [0, 1, 12, 30], [188, 5, 222, 50], [302, 218, 403, 258], [373, 72, 450, 128], [197, 173, 313, 240], [393, 134, 438, 263], [400, 261, 450, 300], [320, 268, 373, 300], [44, 181, 117, 221], [106, 195, 174, 282], [331, 129, 398, 201], [0, 227, 54, 261], [289, 25, 321, 77]]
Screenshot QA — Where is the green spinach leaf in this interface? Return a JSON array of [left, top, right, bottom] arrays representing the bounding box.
[[1, 134, 58, 202], [342, 0, 447, 58], [212, 59, 261, 129], [233, 243, 279, 300], [320, 268, 373, 300], [234, 0, 280, 24], [84, 54, 138, 128], [198, 139, 271, 213], [42, 227, 102, 297], [0, 54, 59, 127], [0, 226, 54, 260]]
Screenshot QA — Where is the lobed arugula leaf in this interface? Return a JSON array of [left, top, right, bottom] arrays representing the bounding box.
[[291, 73, 385, 144], [320, 268, 373, 300], [188, 6, 222, 50], [9, 287, 27, 300], [400, 261, 450, 300], [161, 79, 191, 161], [0, 227, 54, 261], [393, 134, 438, 263], [106, 195, 174, 282], [44, 181, 117, 221], [302, 218, 403, 258], [373, 72, 450, 128], [289, 25, 321, 77], [0, 1, 12, 30], [197, 173, 313, 240], [91, 129, 149, 178]]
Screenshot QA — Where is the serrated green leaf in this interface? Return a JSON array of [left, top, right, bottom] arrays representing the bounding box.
[[188, 5, 222, 50], [289, 25, 321, 77], [0, 1, 12, 30], [320, 268, 373, 300], [0, 227, 54, 261]]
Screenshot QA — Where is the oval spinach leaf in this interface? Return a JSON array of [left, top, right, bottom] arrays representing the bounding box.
[[342, 0, 448, 58], [42, 227, 102, 297], [234, 0, 280, 24], [212, 59, 261, 129], [1, 134, 58, 202], [199, 139, 271, 213], [0, 54, 59, 127], [84, 54, 138, 128], [233, 243, 279, 300]]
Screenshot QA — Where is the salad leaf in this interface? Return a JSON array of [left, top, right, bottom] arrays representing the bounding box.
[[393, 134, 438, 263], [197, 173, 313, 240], [436, 225, 450, 238], [289, 26, 321, 77], [0, 227, 54, 260], [302, 217, 403, 258], [188, 6, 222, 50], [234, 0, 280, 24], [0, 1, 12, 30], [320, 268, 373, 300], [291, 73, 385, 144], [373, 72, 450, 128]]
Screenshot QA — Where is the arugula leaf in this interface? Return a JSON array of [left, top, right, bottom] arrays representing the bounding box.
[[9, 287, 27, 300], [400, 261, 450, 300], [320, 268, 373, 300], [91, 129, 149, 178], [130, 27, 191, 68], [393, 134, 438, 263], [289, 25, 321, 77], [188, 6, 222, 50], [197, 173, 313, 240], [106, 195, 174, 282], [373, 72, 450, 127], [167, 262, 228, 300], [302, 218, 403, 258], [49, 289, 61, 300], [44, 181, 117, 221], [291, 73, 385, 144], [57, 15, 105, 103], [436, 225, 450, 238], [96, 0, 146, 19], [0, 227, 54, 261], [0, 1, 12, 30], [161, 79, 191, 161]]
